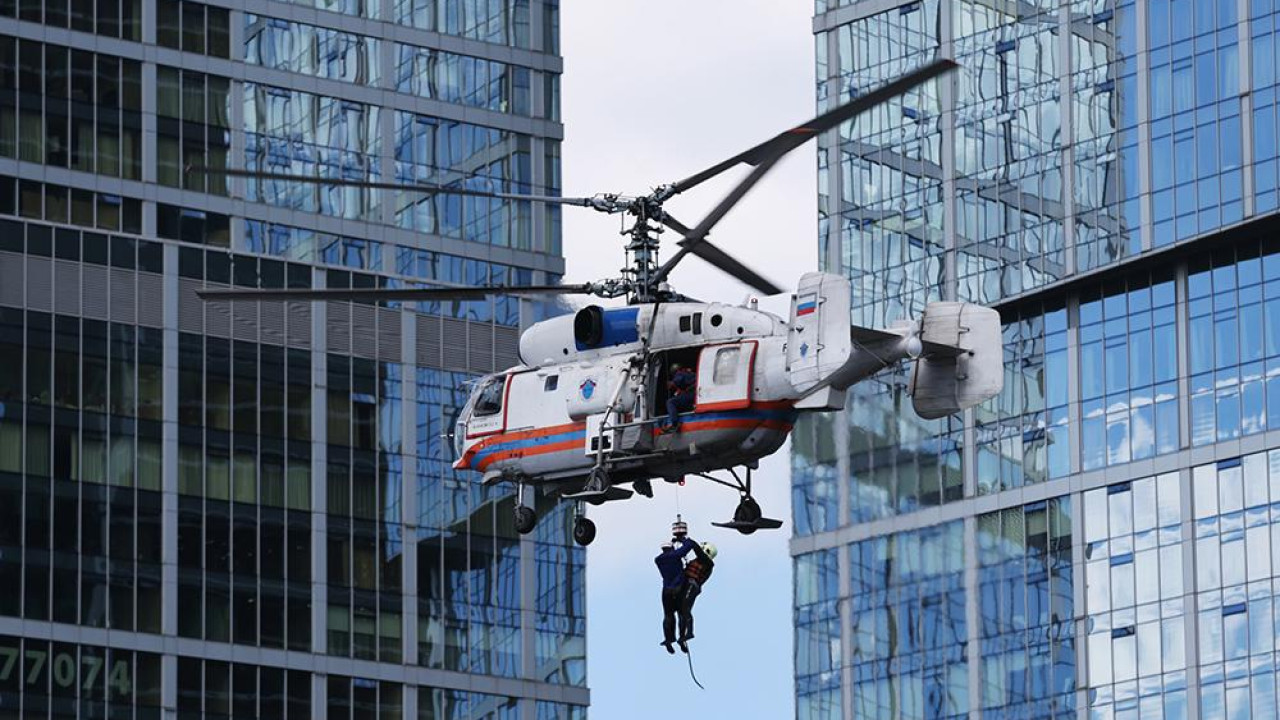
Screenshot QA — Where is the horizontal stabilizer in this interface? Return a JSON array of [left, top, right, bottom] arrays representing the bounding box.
[[849, 325, 899, 344], [919, 339, 964, 359], [850, 324, 963, 359]]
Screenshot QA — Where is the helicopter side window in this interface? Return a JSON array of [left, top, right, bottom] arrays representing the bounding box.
[[712, 347, 740, 384], [676, 314, 704, 334], [450, 405, 466, 457], [544, 375, 558, 392], [473, 375, 506, 417]]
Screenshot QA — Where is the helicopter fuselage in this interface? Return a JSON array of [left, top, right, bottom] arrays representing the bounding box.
[[453, 302, 801, 488], [450, 270, 1002, 543]]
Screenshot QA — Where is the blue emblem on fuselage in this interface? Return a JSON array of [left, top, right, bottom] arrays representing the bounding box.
[[799, 342, 810, 358], [580, 379, 596, 400]]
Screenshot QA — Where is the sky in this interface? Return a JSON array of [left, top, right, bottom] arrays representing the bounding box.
[[559, 3, 819, 717]]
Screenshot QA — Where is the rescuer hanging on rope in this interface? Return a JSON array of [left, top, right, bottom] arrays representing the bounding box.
[[676, 537, 716, 653], [654, 519, 696, 655]]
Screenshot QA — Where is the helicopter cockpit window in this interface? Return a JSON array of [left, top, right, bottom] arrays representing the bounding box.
[[450, 407, 466, 457], [473, 375, 506, 417], [713, 347, 740, 384]]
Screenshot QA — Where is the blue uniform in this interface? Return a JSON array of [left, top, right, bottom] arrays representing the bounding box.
[[655, 538, 695, 589], [665, 368, 696, 429], [656, 538, 695, 647]]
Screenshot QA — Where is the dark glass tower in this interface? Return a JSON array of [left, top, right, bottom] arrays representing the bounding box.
[[796, 1, 1280, 718], [0, 1, 586, 718]]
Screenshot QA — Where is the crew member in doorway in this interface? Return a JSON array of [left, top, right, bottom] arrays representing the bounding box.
[[663, 362, 696, 432], [655, 533, 696, 654], [676, 541, 717, 652]]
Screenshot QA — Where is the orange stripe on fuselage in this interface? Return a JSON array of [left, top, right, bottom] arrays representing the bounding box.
[[473, 437, 583, 471], [653, 418, 794, 436], [472, 419, 794, 471], [461, 400, 797, 471], [465, 421, 586, 451], [458, 420, 586, 470]]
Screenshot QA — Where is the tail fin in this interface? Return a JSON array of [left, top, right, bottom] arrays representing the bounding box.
[[786, 272, 853, 394], [908, 303, 1003, 419]]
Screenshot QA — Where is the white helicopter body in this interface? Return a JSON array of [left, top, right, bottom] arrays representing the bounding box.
[[454, 301, 795, 483], [450, 272, 1003, 539]]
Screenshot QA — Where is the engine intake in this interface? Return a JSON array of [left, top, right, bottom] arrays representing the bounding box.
[[574, 305, 606, 348]]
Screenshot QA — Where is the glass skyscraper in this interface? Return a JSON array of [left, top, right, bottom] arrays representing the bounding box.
[[0, 1, 586, 719], [796, 1, 1280, 717]]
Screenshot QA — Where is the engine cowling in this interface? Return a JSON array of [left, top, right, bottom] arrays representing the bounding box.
[[518, 306, 642, 366]]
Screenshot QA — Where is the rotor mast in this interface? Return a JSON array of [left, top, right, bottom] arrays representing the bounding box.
[[622, 195, 671, 304]]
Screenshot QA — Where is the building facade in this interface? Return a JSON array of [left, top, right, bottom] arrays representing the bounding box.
[[0, 1, 587, 719], [796, 1, 1280, 717]]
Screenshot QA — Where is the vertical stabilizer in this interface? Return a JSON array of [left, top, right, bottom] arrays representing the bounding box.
[[787, 272, 853, 394], [908, 302, 1003, 418]]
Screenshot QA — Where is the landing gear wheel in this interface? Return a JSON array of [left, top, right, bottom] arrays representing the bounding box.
[[573, 517, 597, 546], [710, 468, 785, 534], [584, 467, 608, 506], [733, 496, 762, 535], [513, 505, 537, 535]]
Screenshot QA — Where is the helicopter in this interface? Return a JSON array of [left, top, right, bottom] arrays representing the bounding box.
[[196, 59, 1003, 547]]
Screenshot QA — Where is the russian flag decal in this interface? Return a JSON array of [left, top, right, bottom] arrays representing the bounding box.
[[796, 293, 818, 317]]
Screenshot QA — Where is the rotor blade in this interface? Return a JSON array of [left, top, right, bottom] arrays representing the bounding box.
[[655, 211, 778, 293], [678, 237, 783, 295], [658, 212, 694, 237], [666, 59, 957, 196], [197, 284, 594, 302], [653, 60, 957, 292], [657, 211, 779, 293], [187, 166, 605, 208], [652, 146, 787, 292]]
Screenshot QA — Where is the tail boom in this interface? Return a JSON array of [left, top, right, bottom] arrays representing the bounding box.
[[786, 273, 1003, 417]]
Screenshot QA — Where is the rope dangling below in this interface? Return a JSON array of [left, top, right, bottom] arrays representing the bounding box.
[[685, 643, 705, 690]]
